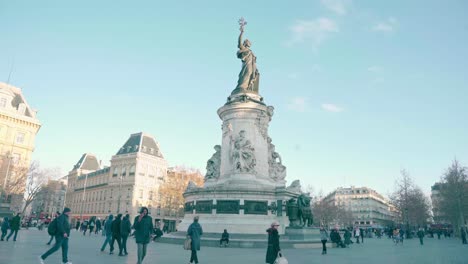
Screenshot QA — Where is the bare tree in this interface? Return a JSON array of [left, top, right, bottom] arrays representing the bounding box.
[[390, 169, 431, 232], [437, 159, 468, 235], [21, 163, 58, 215]]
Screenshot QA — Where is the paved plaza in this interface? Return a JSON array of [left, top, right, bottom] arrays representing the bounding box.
[[0, 229, 467, 264]]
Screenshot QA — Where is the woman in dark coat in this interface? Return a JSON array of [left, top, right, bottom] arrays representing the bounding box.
[[187, 216, 203, 264], [266, 221, 281, 264], [133, 207, 153, 264]]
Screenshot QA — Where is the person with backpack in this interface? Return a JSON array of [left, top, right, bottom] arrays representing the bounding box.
[[1, 216, 10, 241], [120, 214, 131, 256], [46, 212, 61, 245], [100, 214, 113, 252], [39, 207, 72, 264]]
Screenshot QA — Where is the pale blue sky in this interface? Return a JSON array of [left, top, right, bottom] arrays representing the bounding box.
[[1, 0, 467, 196]]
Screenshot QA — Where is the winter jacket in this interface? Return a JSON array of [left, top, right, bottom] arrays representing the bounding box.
[[133, 214, 153, 244], [104, 215, 113, 236], [320, 229, 329, 241], [265, 227, 280, 264], [56, 214, 71, 237], [120, 216, 131, 236], [1, 217, 10, 231], [188, 222, 203, 251], [111, 217, 121, 237], [10, 215, 20, 231]]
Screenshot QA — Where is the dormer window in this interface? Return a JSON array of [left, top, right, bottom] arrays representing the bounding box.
[[134, 145, 139, 151], [150, 148, 154, 154], [127, 146, 132, 152], [142, 146, 147, 152], [0, 98, 6, 108]]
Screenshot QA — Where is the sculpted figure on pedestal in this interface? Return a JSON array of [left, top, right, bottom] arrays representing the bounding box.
[[232, 17, 259, 95], [230, 130, 256, 173], [287, 180, 302, 193], [267, 137, 286, 181], [205, 145, 221, 180]]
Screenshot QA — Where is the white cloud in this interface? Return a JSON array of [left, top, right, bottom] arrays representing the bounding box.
[[288, 97, 308, 112], [321, 103, 343, 113], [287, 18, 339, 48], [367, 66, 383, 73], [372, 17, 398, 32], [321, 0, 351, 15]]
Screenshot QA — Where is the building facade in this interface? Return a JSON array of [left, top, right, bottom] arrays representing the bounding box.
[[65, 132, 168, 222], [0, 82, 41, 216], [323, 186, 397, 228], [31, 178, 67, 217]]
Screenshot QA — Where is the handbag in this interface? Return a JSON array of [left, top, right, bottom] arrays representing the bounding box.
[[274, 252, 288, 264], [183, 236, 192, 250]]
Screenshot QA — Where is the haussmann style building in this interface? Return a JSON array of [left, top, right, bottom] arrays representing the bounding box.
[[0, 82, 41, 217], [323, 186, 397, 228], [65, 132, 168, 224]]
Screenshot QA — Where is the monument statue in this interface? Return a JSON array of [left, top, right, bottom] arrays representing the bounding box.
[[232, 17, 260, 95], [230, 130, 256, 173], [297, 194, 313, 227], [205, 145, 221, 180], [267, 137, 286, 181]]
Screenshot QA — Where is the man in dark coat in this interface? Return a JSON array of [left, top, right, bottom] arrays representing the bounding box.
[[461, 227, 467, 244], [266, 221, 281, 264], [133, 207, 153, 264], [188, 216, 203, 264], [6, 213, 20, 241], [1, 216, 10, 241], [100, 214, 114, 252], [219, 229, 229, 247], [331, 228, 345, 248], [39, 207, 72, 264], [95, 218, 102, 234], [417, 228, 425, 245], [344, 228, 352, 246], [120, 214, 131, 256], [110, 214, 122, 255]]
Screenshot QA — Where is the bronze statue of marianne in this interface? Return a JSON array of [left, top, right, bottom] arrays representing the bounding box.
[[232, 17, 260, 95]]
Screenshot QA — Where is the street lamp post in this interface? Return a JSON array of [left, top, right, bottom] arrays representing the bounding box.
[[117, 170, 124, 214]]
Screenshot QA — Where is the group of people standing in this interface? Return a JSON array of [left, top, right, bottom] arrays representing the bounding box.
[[75, 217, 102, 235]]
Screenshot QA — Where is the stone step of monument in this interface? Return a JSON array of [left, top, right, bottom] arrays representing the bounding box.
[[158, 232, 327, 249]]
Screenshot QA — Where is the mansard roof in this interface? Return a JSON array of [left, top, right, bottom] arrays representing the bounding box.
[[116, 132, 164, 158], [73, 153, 100, 170]]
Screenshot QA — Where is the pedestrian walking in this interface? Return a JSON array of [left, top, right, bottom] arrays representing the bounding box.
[[38, 207, 72, 264], [89, 220, 95, 235], [95, 218, 102, 234], [461, 227, 467, 244], [81, 221, 88, 235], [320, 226, 328, 255], [344, 228, 352, 247], [360, 228, 364, 243], [1, 216, 10, 241], [354, 227, 360, 244], [265, 221, 281, 263], [187, 216, 203, 264], [100, 214, 114, 252], [110, 214, 122, 255], [6, 213, 21, 241], [133, 207, 153, 264], [120, 214, 131, 256], [417, 228, 425, 245], [75, 220, 80, 232]]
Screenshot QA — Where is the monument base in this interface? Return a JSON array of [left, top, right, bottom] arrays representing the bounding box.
[[284, 227, 321, 240]]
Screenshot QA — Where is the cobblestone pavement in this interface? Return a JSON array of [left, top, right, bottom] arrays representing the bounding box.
[[0, 229, 467, 264]]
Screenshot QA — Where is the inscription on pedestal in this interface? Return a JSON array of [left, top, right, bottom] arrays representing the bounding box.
[[244, 200, 268, 215], [216, 200, 240, 214], [195, 200, 213, 214], [185, 202, 194, 213]]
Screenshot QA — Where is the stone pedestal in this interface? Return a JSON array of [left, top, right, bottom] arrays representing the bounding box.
[[179, 91, 300, 235], [285, 227, 321, 241]]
